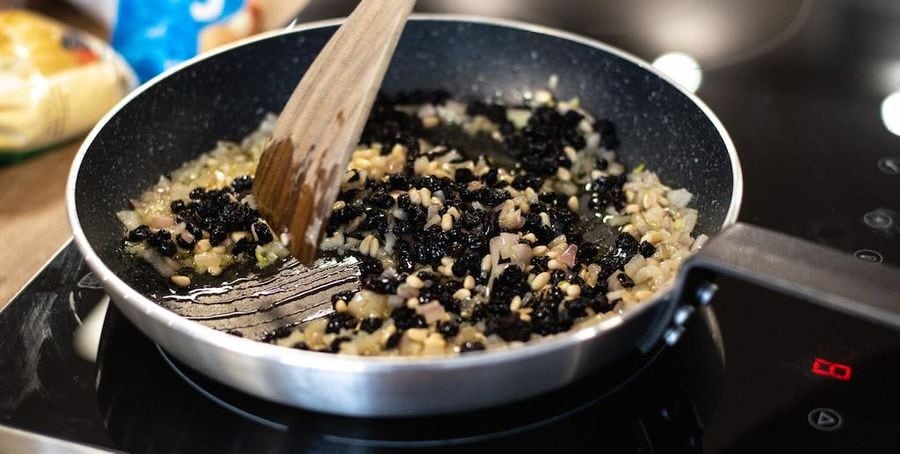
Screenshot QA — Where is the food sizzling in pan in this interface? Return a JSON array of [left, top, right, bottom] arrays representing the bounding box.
[[118, 87, 704, 356]]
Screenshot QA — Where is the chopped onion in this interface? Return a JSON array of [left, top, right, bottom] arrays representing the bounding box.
[[427, 203, 441, 218], [607, 272, 624, 292], [417, 103, 437, 119], [141, 249, 176, 277], [691, 234, 709, 252], [486, 233, 522, 296], [667, 188, 693, 208], [116, 210, 142, 231], [606, 289, 626, 301], [624, 254, 646, 277], [149, 215, 175, 229], [605, 214, 631, 227], [269, 241, 291, 258], [242, 194, 258, 209], [485, 263, 509, 298], [585, 132, 600, 150], [511, 244, 533, 267], [383, 232, 397, 254], [682, 211, 698, 233], [489, 233, 519, 267], [395, 284, 417, 299], [194, 252, 220, 269], [558, 244, 578, 267], [169, 183, 191, 201], [416, 301, 446, 324], [506, 108, 531, 129]]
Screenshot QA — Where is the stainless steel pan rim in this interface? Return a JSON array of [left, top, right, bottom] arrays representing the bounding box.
[[66, 14, 741, 390]]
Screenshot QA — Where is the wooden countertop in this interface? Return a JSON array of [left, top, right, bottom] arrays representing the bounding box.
[[1, 1, 103, 309], [0, 141, 82, 308]]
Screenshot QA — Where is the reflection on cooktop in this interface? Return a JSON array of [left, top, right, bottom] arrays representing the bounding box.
[[95, 303, 723, 452]]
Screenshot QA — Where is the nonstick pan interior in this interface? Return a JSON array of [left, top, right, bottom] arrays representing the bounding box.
[[69, 17, 740, 416], [73, 19, 736, 301]]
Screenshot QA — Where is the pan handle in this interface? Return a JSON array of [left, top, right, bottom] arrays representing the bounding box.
[[648, 222, 900, 348]]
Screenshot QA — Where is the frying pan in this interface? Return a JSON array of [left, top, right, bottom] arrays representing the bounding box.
[[67, 16, 900, 417]]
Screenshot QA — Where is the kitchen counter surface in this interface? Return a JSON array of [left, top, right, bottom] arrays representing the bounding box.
[[0, 142, 81, 308], [1, 0, 102, 309]]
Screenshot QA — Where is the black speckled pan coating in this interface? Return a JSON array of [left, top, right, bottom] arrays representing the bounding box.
[[73, 20, 734, 305]]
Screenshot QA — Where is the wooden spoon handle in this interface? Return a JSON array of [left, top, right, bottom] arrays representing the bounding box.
[[254, 0, 416, 263]]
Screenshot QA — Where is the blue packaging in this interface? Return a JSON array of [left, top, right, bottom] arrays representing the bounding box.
[[111, 0, 245, 82]]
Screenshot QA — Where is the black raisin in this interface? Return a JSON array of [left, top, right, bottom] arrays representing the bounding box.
[[231, 175, 253, 192], [325, 312, 358, 334], [386, 332, 402, 349], [388, 174, 411, 191], [511, 174, 543, 190], [549, 270, 567, 284], [362, 210, 388, 234], [170, 199, 186, 213], [413, 241, 444, 265], [356, 257, 383, 278], [488, 265, 529, 312], [189, 187, 205, 200], [458, 211, 480, 230], [615, 233, 639, 256], [184, 222, 203, 239], [126, 225, 151, 242], [261, 325, 292, 343], [454, 168, 476, 183], [231, 237, 256, 256], [391, 307, 427, 331], [530, 255, 550, 272], [617, 273, 635, 288], [147, 230, 177, 257], [482, 168, 499, 186], [360, 317, 383, 333], [594, 118, 620, 149], [361, 275, 401, 294], [437, 321, 459, 339], [565, 297, 591, 319], [176, 230, 197, 249], [252, 222, 274, 244], [562, 109, 584, 127], [330, 205, 364, 225], [331, 290, 355, 304], [209, 227, 227, 246], [329, 336, 352, 353], [576, 242, 600, 263], [589, 294, 613, 313], [639, 241, 657, 258], [367, 192, 395, 209], [485, 313, 532, 342]]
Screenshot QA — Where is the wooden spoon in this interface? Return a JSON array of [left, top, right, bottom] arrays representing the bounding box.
[[253, 0, 416, 264]]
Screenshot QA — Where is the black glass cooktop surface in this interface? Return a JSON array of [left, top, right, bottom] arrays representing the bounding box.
[[3, 0, 900, 452], [1, 242, 898, 453]]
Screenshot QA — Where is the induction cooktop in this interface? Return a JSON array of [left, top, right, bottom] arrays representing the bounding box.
[[3, 0, 900, 452], [1, 241, 898, 453]]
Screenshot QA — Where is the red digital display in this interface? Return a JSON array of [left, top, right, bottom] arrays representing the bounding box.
[[811, 357, 852, 381]]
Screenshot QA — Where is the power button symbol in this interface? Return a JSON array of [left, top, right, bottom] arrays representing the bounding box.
[[808, 408, 843, 431]]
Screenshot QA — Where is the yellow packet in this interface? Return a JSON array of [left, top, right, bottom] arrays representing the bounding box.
[[0, 10, 136, 157]]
